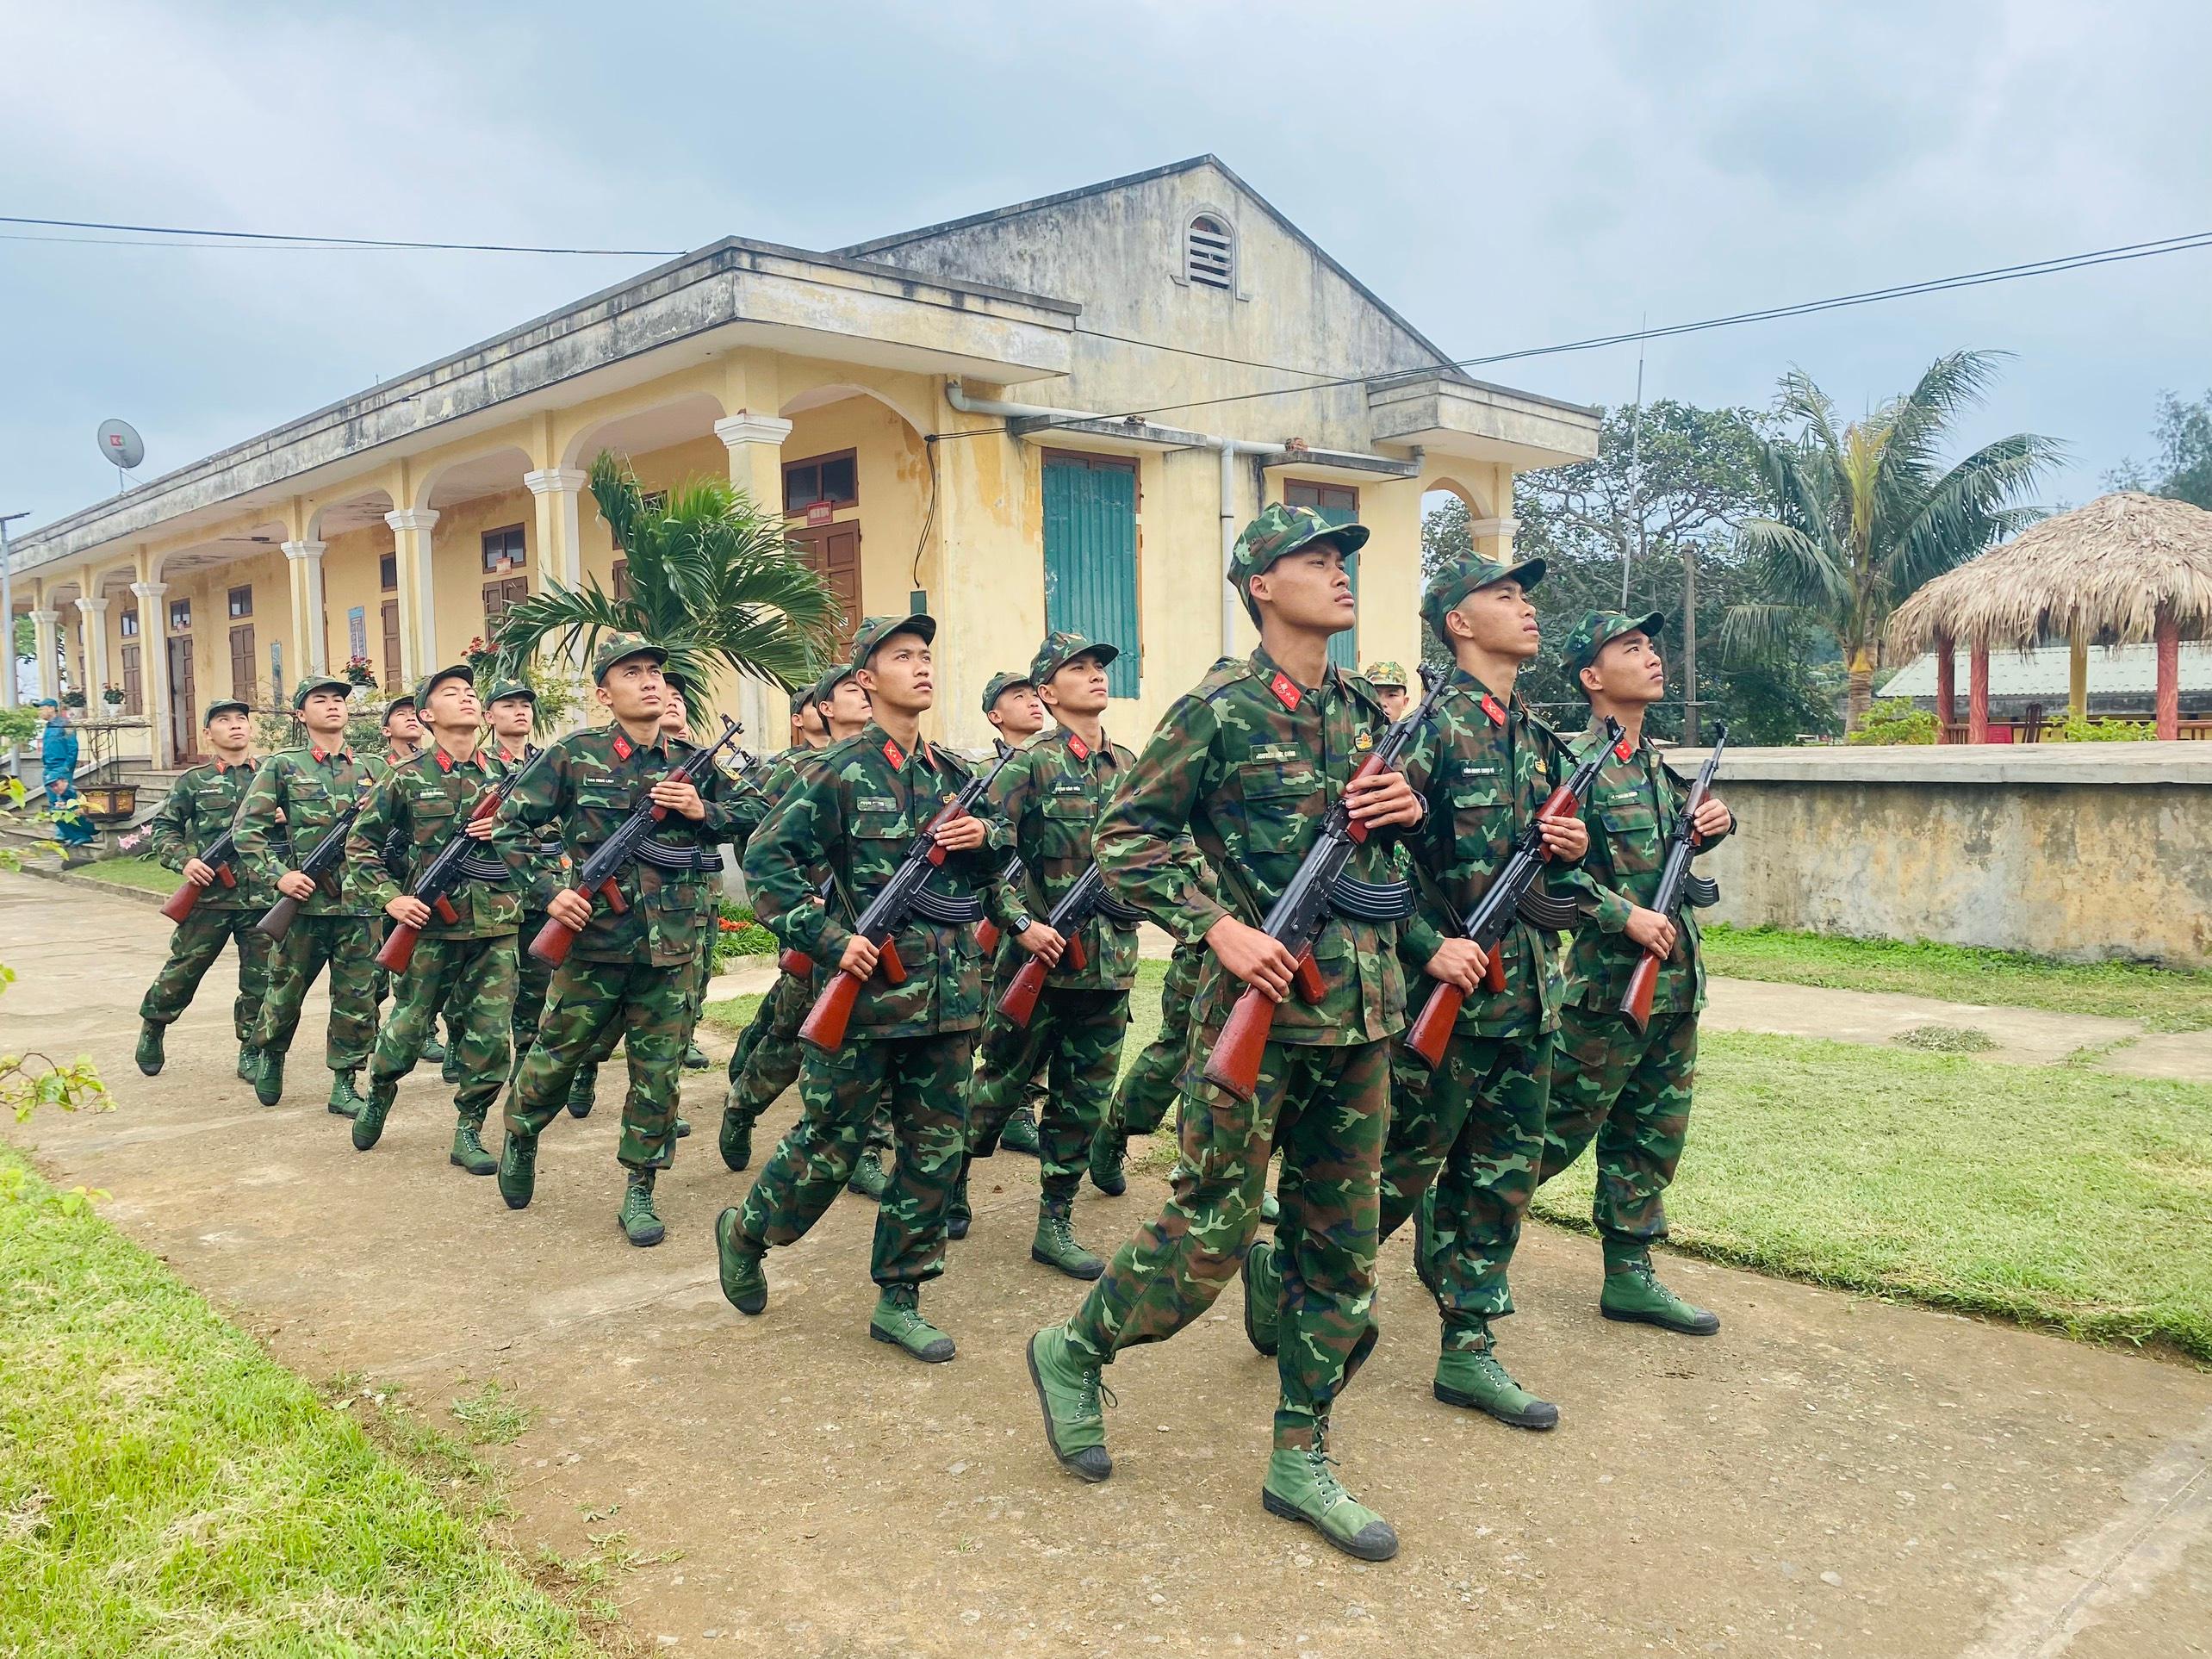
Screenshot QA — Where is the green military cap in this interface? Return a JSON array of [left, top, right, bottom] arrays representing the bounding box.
[[382, 693, 417, 721], [813, 662, 860, 705], [788, 685, 815, 717], [412, 663, 475, 709], [1028, 630, 1119, 689], [1362, 660, 1409, 690], [849, 612, 936, 668], [202, 697, 250, 725], [979, 668, 1034, 714], [589, 631, 667, 683], [1560, 608, 1666, 682], [1227, 503, 1370, 621], [484, 678, 536, 705], [290, 673, 352, 710], [1419, 553, 1549, 641]]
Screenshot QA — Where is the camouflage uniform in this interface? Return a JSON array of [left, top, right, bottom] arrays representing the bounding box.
[[138, 748, 271, 1044], [488, 736, 564, 1065], [966, 641, 1140, 1212], [237, 704, 387, 1078], [729, 706, 1000, 1289], [347, 731, 520, 1131], [721, 745, 834, 1135], [1099, 859, 1216, 1139], [1066, 638, 1407, 1451]]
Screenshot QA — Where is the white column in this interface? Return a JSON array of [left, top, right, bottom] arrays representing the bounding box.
[[73, 595, 111, 700], [523, 468, 587, 591], [1467, 516, 1522, 557], [130, 581, 171, 764], [383, 509, 439, 684], [282, 540, 328, 674], [30, 608, 60, 701], [713, 414, 793, 743]]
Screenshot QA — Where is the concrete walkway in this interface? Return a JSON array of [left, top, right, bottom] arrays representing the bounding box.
[[5, 873, 2209, 1658]]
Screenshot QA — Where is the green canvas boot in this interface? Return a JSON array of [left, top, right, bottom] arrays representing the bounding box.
[[1000, 1102, 1041, 1157], [326, 1070, 364, 1118], [1087, 1124, 1128, 1196], [497, 1130, 537, 1210], [1433, 1336, 1560, 1430], [253, 1047, 286, 1107], [235, 1043, 260, 1084], [1027, 1326, 1113, 1482], [846, 1147, 889, 1202], [449, 1121, 496, 1176], [134, 1020, 166, 1077], [868, 1284, 954, 1364], [715, 1209, 767, 1314], [682, 1041, 711, 1072], [440, 1046, 462, 1085], [718, 1109, 754, 1173], [419, 1033, 445, 1064], [1261, 1427, 1400, 1562], [1601, 1244, 1721, 1335], [1029, 1197, 1103, 1281], [1240, 1238, 1282, 1358], [618, 1171, 665, 1247], [351, 1078, 395, 1151], [945, 1159, 972, 1240], [1260, 1188, 1281, 1225], [565, 1063, 597, 1120]]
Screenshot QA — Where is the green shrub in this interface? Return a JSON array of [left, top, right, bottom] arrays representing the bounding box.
[[711, 899, 777, 970], [2043, 712, 2158, 742], [1846, 698, 1937, 745]]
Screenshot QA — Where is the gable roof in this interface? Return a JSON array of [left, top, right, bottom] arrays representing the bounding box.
[[839, 154, 1473, 388]]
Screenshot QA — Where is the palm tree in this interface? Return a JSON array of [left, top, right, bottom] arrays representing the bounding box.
[[1721, 351, 2063, 730], [491, 450, 842, 723]]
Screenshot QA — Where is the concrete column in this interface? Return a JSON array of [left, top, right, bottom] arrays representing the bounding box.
[[130, 581, 171, 765], [2067, 630, 2089, 722], [1967, 644, 1991, 743], [282, 540, 328, 674], [1467, 516, 1521, 558], [1934, 631, 1956, 743], [73, 594, 111, 701], [2154, 606, 2180, 741], [523, 469, 587, 591], [713, 413, 793, 742], [382, 508, 439, 686], [30, 608, 60, 701]]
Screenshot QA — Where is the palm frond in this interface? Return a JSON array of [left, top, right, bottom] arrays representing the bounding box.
[[1886, 431, 2068, 593], [1735, 519, 1850, 613], [1718, 600, 1813, 664]]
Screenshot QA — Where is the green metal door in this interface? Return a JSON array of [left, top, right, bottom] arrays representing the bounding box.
[[1042, 455, 1140, 698]]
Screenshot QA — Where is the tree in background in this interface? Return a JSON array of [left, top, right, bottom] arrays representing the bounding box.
[[1422, 398, 1844, 744], [489, 450, 841, 720], [1723, 351, 2061, 732], [2108, 388, 2212, 509]]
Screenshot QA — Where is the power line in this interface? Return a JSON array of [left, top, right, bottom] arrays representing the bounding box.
[[0, 214, 685, 258]]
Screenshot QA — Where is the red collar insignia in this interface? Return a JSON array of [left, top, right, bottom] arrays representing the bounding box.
[[1067, 731, 1090, 761], [1269, 672, 1302, 712], [612, 733, 632, 761], [1480, 694, 1507, 728], [882, 737, 904, 769], [311, 745, 349, 765], [1612, 736, 1634, 762]]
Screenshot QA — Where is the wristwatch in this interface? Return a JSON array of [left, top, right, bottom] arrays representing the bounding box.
[[1010, 912, 1035, 935]]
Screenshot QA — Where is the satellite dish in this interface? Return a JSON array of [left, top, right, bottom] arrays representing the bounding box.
[[96, 419, 145, 487]]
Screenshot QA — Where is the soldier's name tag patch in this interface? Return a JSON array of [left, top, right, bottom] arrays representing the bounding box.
[[857, 796, 898, 813], [1455, 762, 1499, 780], [1250, 743, 1301, 764]]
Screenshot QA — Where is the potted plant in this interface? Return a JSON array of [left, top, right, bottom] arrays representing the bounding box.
[[343, 655, 378, 689], [59, 689, 86, 710], [101, 683, 126, 708]]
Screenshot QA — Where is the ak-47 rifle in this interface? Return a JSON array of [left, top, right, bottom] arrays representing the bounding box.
[[529, 717, 746, 967], [255, 795, 371, 941], [158, 826, 240, 924], [798, 742, 1016, 1052], [375, 747, 550, 972], [1619, 724, 1728, 1034], [1200, 670, 1445, 1100], [972, 856, 1024, 954], [1402, 716, 1622, 1067], [993, 863, 1144, 1028]]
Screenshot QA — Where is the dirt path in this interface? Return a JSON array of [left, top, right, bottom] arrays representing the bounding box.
[[6, 873, 2209, 1658]]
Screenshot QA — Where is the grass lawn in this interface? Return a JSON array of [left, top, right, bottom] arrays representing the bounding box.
[[70, 854, 175, 896], [1703, 923, 2212, 1032], [1535, 1030, 2212, 1362], [0, 1146, 602, 1657]]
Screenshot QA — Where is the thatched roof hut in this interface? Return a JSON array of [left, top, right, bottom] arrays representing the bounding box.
[[1886, 492, 2212, 740]]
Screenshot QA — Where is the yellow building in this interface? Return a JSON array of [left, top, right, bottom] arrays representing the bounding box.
[[8, 157, 1597, 765]]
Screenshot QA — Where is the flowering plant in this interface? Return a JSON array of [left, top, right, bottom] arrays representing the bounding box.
[[342, 656, 377, 689]]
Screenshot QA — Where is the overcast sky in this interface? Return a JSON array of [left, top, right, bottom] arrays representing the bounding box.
[[5, 0, 2207, 535]]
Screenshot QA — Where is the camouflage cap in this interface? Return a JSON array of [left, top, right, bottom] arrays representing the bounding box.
[[290, 673, 352, 710], [382, 693, 418, 722], [1419, 554, 1548, 641], [813, 662, 860, 705], [589, 631, 667, 683], [849, 612, 936, 669], [979, 668, 1033, 715], [1560, 608, 1666, 683], [202, 697, 250, 725], [412, 663, 476, 709], [1028, 630, 1120, 690], [1362, 660, 1409, 690], [484, 678, 536, 706], [788, 685, 815, 717], [1227, 503, 1370, 620]]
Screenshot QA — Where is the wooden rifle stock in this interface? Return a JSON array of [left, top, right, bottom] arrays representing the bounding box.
[[779, 946, 813, 978], [1405, 981, 1462, 1068], [1619, 954, 1661, 1035], [530, 907, 580, 966], [255, 892, 302, 940], [1203, 983, 1279, 1099], [799, 967, 865, 1050], [159, 861, 234, 924], [975, 918, 1000, 954], [375, 895, 460, 973], [996, 954, 1048, 1027]]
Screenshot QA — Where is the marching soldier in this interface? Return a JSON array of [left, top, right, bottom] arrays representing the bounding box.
[[1246, 554, 1589, 1431], [956, 632, 1137, 1280], [977, 666, 1049, 1159], [380, 693, 423, 765], [716, 615, 998, 1364], [1025, 504, 1422, 1562], [236, 674, 387, 1115], [345, 666, 518, 1172], [492, 634, 752, 1246], [135, 698, 270, 1081], [485, 680, 560, 1075], [1538, 610, 1732, 1335], [1364, 662, 1412, 721]]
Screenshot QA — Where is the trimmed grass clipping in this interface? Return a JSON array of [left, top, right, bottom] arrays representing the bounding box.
[[1535, 1031, 2212, 1361], [0, 1147, 599, 1657]]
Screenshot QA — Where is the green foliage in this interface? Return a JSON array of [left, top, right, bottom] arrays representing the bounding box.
[[710, 899, 777, 970], [1843, 698, 1937, 745], [492, 450, 843, 723], [459, 636, 586, 736], [0, 705, 37, 746], [2044, 712, 2157, 742], [450, 1382, 532, 1446], [2107, 387, 2212, 509], [70, 854, 176, 894]]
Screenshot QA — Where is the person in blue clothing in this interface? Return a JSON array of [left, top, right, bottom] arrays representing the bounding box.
[[37, 699, 96, 850]]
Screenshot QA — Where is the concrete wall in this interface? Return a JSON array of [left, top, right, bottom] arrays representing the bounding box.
[[1683, 744, 2212, 968]]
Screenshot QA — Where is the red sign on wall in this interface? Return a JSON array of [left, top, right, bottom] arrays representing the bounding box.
[[805, 501, 836, 527]]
